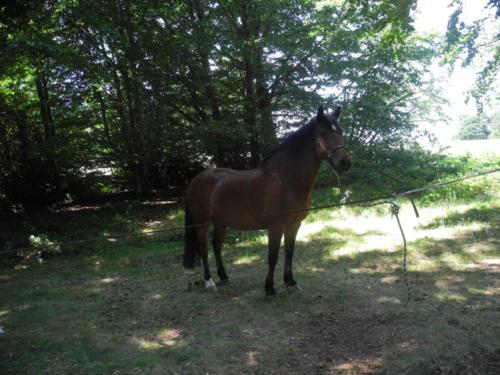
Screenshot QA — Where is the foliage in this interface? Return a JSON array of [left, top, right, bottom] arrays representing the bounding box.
[[443, 0, 500, 110], [22, 234, 61, 263], [0, 0, 438, 207], [454, 110, 500, 140], [456, 114, 490, 140], [488, 110, 500, 138]]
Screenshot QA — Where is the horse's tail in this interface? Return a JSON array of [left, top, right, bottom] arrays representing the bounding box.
[[183, 203, 198, 268]]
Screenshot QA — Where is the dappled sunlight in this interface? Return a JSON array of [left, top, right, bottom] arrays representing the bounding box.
[[298, 220, 334, 240], [466, 241, 498, 254], [381, 275, 399, 284], [247, 351, 259, 366], [435, 292, 467, 302], [1, 186, 497, 374], [417, 222, 489, 244], [376, 296, 401, 304], [296, 202, 498, 283], [468, 287, 499, 296], [145, 220, 162, 227], [348, 263, 398, 275], [149, 293, 162, 300], [58, 204, 103, 212], [304, 265, 326, 273], [409, 257, 441, 273], [439, 253, 480, 271], [232, 233, 268, 246], [435, 276, 465, 290], [395, 339, 418, 353], [100, 277, 117, 284], [131, 328, 184, 350], [142, 200, 177, 207], [331, 356, 383, 374], [86, 287, 104, 294], [479, 258, 500, 273], [329, 236, 399, 259], [233, 254, 260, 265]]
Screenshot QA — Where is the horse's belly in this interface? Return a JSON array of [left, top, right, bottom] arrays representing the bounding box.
[[209, 173, 284, 230], [211, 195, 269, 230]]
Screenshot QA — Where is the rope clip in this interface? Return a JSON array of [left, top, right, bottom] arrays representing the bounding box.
[[390, 201, 400, 217]]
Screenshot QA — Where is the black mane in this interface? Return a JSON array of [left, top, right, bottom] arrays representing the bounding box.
[[260, 118, 317, 166]]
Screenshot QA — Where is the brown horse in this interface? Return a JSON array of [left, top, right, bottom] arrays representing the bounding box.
[[183, 106, 351, 295]]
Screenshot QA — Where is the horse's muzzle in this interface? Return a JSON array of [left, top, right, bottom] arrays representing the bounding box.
[[332, 156, 351, 174], [327, 149, 352, 175]]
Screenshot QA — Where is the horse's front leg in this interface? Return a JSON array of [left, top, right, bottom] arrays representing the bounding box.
[[284, 221, 301, 289], [265, 227, 284, 296]]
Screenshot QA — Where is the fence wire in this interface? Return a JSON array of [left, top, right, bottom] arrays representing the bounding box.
[[1, 168, 499, 257]]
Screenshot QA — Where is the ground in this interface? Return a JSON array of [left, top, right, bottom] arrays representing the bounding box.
[[0, 178, 499, 374]]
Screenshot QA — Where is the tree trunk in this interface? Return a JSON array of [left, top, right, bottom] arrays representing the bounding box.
[[35, 73, 55, 142], [255, 42, 276, 156], [15, 109, 29, 167], [94, 89, 113, 146], [241, 1, 260, 167], [189, 0, 227, 167]]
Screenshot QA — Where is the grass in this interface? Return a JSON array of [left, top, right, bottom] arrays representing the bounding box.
[[1, 157, 499, 374]]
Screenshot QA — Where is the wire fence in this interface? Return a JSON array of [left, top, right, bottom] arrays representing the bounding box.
[[2, 167, 498, 257]]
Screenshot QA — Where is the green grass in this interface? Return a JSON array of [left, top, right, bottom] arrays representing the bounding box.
[[1, 155, 499, 374], [1, 178, 500, 374]]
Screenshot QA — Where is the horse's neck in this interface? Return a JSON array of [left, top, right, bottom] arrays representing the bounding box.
[[270, 142, 322, 196]]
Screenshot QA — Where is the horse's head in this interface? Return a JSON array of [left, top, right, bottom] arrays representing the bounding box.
[[314, 106, 352, 174]]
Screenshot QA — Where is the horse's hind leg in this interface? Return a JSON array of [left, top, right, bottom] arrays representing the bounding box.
[[212, 224, 229, 284], [265, 227, 284, 296], [196, 225, 217, 291]]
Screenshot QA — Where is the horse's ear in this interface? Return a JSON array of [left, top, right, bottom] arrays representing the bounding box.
[[317, 106, 325, 120], [333, 106, 341, 119]]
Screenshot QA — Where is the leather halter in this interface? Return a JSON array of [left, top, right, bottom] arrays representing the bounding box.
[[316, 136, 350, 159]]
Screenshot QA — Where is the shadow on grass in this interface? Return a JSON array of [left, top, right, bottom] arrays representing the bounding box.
[[0, 199, 185, 261], [421, 203, 500, 230], [1, 205, 499, 374]]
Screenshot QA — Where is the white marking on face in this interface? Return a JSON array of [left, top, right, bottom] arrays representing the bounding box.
[[205, 278, 217, 291]]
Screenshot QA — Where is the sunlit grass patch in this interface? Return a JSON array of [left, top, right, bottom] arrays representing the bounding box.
[[1, 187, 499, 374], [131, 328, 185, 350], [233, 254, 260, 265]]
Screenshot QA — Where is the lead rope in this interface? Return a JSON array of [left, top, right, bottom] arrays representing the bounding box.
[[354, 198, 412, 305], [334, 167, 411, 304], [390, 202, 411, 305]]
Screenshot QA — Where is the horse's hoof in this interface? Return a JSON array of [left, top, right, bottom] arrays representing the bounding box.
[[265, 287, 277, 296], [205, 278, 218, 292], [286, 284, 301, 293], [217, 277, 230, 286]]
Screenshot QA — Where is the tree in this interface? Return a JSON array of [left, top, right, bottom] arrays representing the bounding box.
[[444, 0, 500, 111], [487, 110, 500, 138], [0, 0, 437, 207], [456, 115, 490, 140]]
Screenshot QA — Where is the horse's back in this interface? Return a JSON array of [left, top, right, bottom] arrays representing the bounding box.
[[186, 167, 285, 229]]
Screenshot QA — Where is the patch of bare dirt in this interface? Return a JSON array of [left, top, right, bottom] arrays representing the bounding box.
[[268, 306, 414, 375]]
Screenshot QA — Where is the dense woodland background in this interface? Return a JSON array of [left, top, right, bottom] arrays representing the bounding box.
[[0, 0, 499, 209]]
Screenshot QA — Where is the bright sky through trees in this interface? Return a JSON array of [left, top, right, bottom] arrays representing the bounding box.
[[414, 0, 496, 143]]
